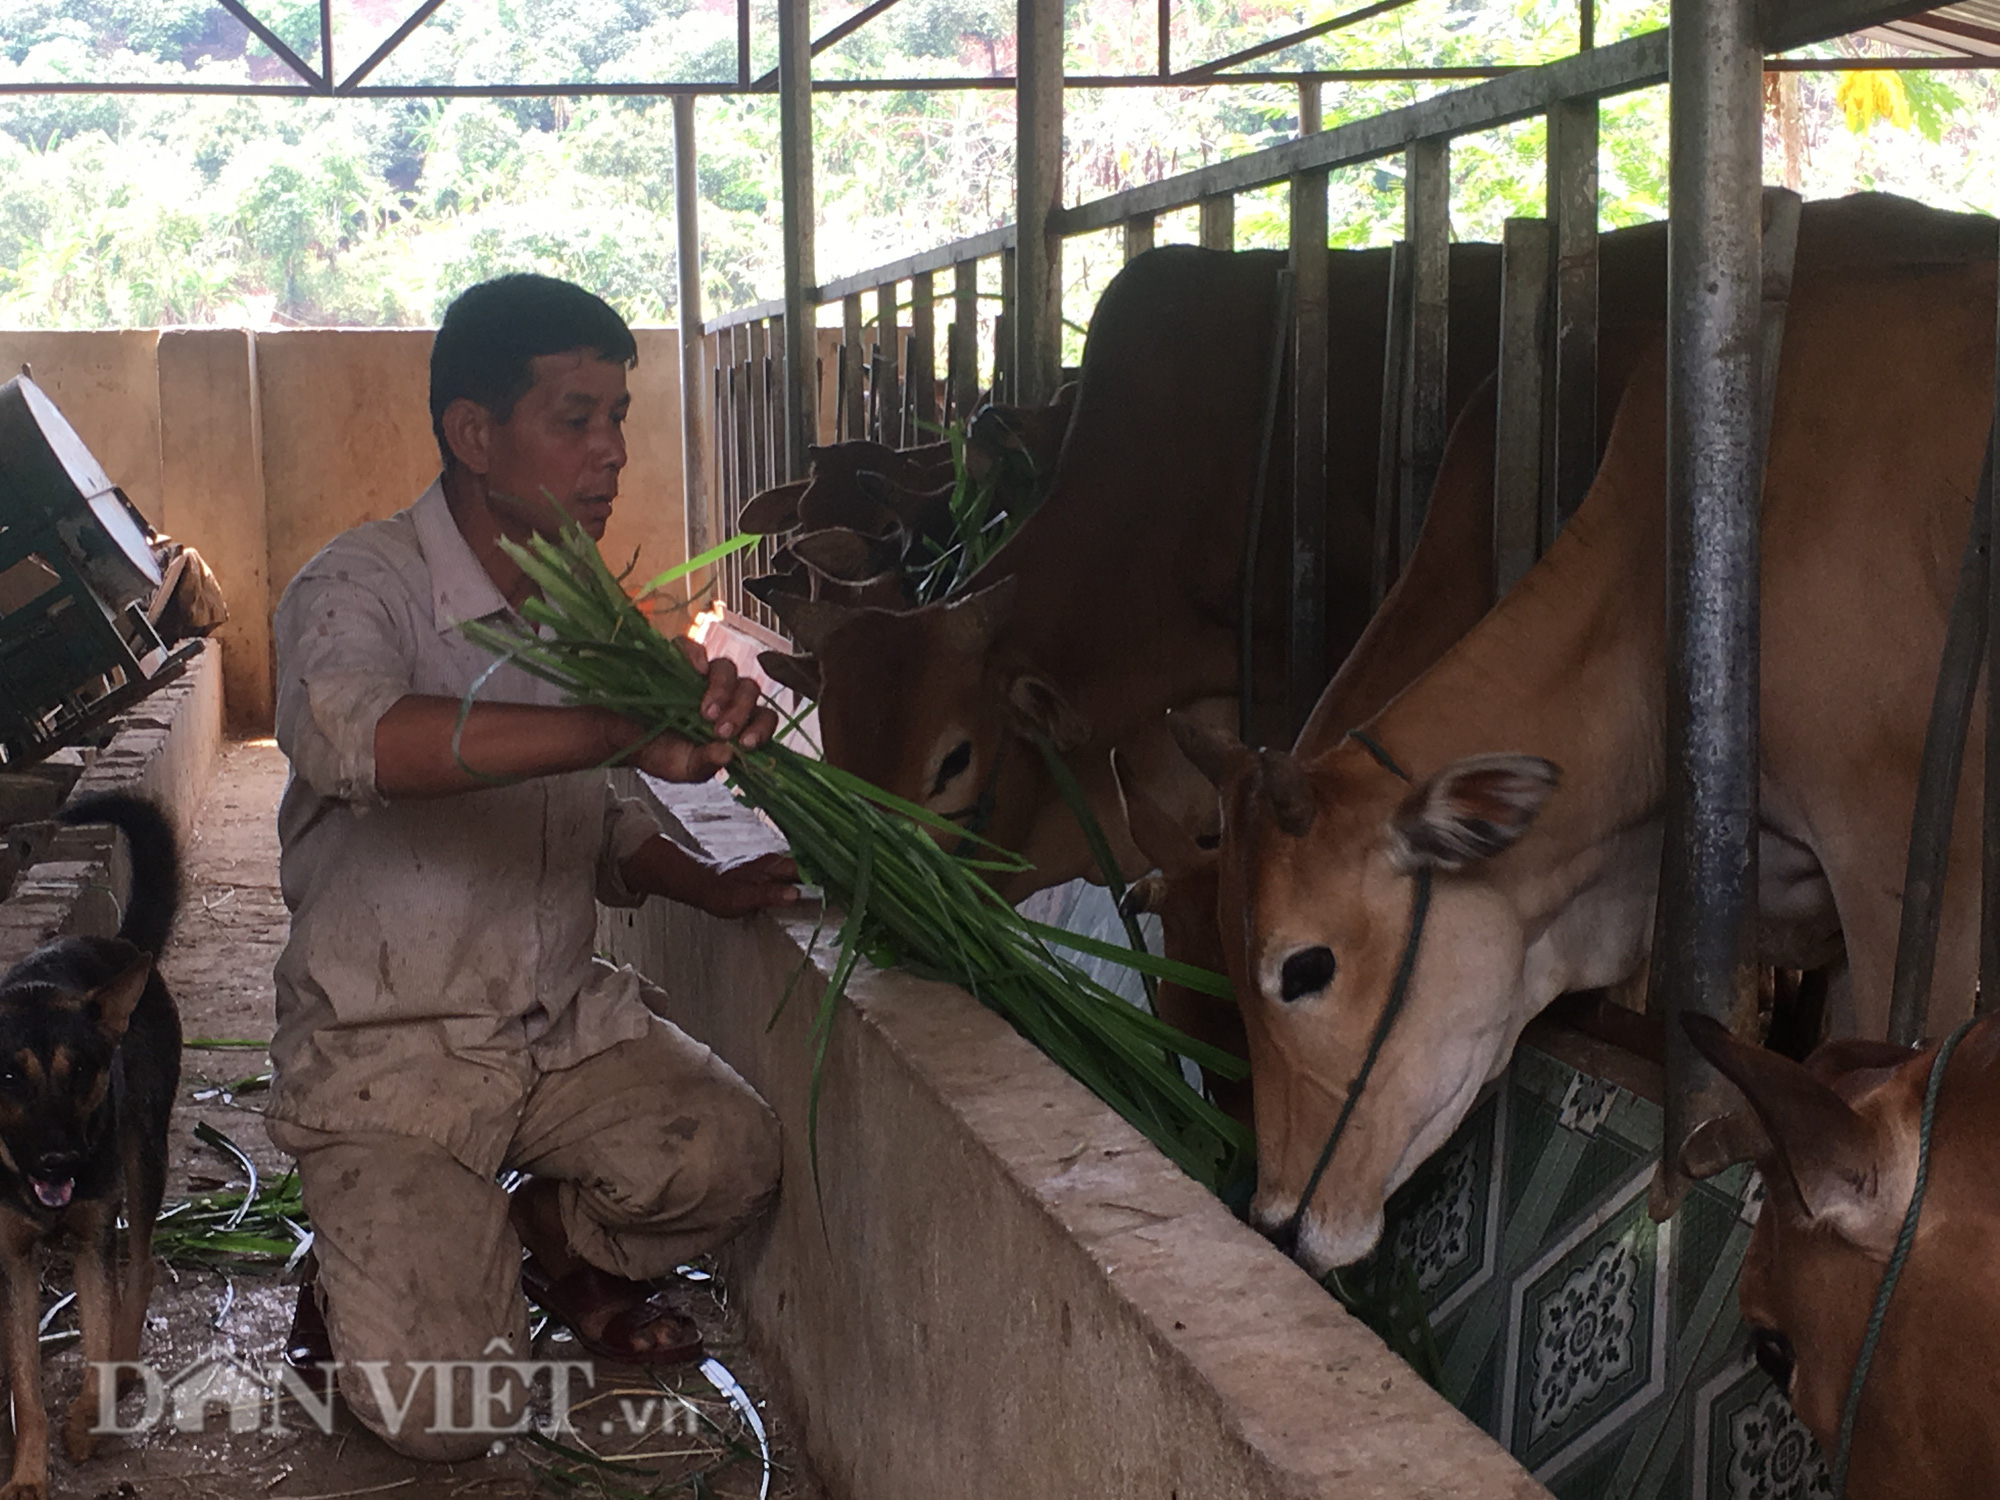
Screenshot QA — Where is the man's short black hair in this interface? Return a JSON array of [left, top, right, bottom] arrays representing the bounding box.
[[430, 274, 639, 467]]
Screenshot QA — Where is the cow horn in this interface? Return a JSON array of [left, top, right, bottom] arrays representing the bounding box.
[[1259, 749, 1317, 837], [1166, 712, 1253, 788], [1118, 874, 1169, 920], [768, 591, 861, 655], [759, 650, 822, 700], [738, 479, 809, 535]]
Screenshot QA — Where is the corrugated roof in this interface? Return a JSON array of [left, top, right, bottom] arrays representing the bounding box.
[[1865, 0, 2000, 55]]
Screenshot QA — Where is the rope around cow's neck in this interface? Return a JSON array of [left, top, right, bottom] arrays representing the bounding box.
[[1829, 1012, 1975, 1497], [1281, 728, 1431, 1259]]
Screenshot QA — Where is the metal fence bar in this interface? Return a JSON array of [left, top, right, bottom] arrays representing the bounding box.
[[1653, 0, 1764, 1215], [911, 270, 938, 436], [1547, 95, 1601, 534], [952, 259, 980, 418], [672, 96, 713, 565], [997, 247, 1017, 402], [1371, 241, 1412, 606], [1494, 218, 1551, 599], [875, 282, 902, 445], [841, 293, 865, 438], [1982, 230, 2000, 1018], [1400, 135, 1450, 571], [777, 0, 817, 477], [1289, 82, 1330, 734]]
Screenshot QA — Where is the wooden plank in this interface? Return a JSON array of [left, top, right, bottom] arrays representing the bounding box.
[[1289, 80, 1330, 734], [1494, 217, 1550, 599], [1052, 31, 1665, 236], [953, 258, 980, 419], [1547, 94, 1599, 536], [841, 293, 865, 439], [875, 282, 902, 446], [911, 270, 937, 435], [1400, 134, 1450, 570], [813, 225, 1016, 309], [1015, 0, 1065, 405], [777, 0, 817, 477], [1124, 215, 1156, 261], [1198, 194, 1235, 250], [1371, 241, 1412, 606]]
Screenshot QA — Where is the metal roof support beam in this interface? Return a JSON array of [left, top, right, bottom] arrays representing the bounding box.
[[1653, 0, 1766, 1220], [1015, 0, 1065, 407], [216, 0, 323, 89], [337, 0, 449, 92], [752, 0, 907, 90], [1176, 0, 1424, 81], [777, 0, 818, 478]]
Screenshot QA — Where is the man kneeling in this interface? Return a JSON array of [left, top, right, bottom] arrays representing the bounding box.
[[268, 273, 797, 1459]]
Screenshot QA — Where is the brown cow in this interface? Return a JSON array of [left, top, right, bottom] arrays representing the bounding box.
[[1174, 194, 1997, 1275], [772, 243, 1513, 899], [1682, 1013, 2000, 1499]]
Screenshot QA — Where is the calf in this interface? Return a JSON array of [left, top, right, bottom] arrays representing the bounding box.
[[1684, 1013, 2000, 1499]]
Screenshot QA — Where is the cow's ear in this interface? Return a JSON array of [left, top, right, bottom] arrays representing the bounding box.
[[1390, 754, 1559, 871], [1683, 1015, 1911, 1253], [941, 577, 1017, 656], [768, 591, 864, 655], [1006, 673, 1088, 750], [759, 650, 822, 701], [739, 479, 808, 535]]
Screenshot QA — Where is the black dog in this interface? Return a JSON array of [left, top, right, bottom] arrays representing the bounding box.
[[0, 793, 182, 1497]]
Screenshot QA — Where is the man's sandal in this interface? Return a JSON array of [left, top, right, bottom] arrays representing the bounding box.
[[286, 1266, 334, 1372], [520, 1256, 706, 1367]]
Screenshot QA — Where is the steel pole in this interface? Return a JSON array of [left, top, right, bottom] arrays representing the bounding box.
[[1652, 0, 1764, 1217], [672, 96, 714, 565], [777, 0, 817, 477]]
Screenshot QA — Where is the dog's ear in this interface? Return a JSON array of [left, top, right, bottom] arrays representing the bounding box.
[[91, 950, 152, 1042]]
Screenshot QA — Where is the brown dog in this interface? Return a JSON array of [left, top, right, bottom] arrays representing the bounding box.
[[0, 794, 181, 1498]]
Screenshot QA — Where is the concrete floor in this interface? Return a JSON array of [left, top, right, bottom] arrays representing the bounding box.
[[32, 741, 816, 1500]]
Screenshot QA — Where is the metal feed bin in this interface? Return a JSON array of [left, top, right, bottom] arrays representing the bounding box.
[[0, 375, 199, 766]]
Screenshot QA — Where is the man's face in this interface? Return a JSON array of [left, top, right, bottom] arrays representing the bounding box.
[[462, 348, 631, 542]]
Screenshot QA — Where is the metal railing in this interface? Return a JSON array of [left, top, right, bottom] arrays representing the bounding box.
[[685, 30, 1668, 648]]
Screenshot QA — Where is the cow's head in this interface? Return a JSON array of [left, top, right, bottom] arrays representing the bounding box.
[[1112, 752, 1250, 1126], [1172, 714, 1559, 1273], [1681, 1015, 1990, 1487], [776, 578, 1090, 855]]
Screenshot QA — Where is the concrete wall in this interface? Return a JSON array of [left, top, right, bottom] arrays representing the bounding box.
[[601, 777, 1550, 1500], [3, 328, 692, 731]]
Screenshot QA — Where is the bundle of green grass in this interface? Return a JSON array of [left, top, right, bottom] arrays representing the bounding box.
[[462, 528, 1251, 1191]]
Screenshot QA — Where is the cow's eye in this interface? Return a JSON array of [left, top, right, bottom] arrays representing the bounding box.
[[931, 740, 973, 797], [1751, 1327, 1796, 1391], [1278, 946, 1337, 1003]]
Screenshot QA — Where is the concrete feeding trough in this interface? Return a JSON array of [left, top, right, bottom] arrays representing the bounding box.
[[601, 775, 1551, 1500]]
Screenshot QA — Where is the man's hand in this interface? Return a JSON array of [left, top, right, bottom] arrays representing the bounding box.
[[685, 851, 803, 918], [620, 835, 802, 916], [622, 642, 781, 783]]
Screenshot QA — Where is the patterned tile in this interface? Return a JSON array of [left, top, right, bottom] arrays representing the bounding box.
[[1691, 1356, 1832, 1500], [1388, 1085, 1505, 1322], [1503, 1168, 1672, 1477]]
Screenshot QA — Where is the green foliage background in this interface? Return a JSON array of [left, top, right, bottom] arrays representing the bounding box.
[[2, 0, 1996, 344]]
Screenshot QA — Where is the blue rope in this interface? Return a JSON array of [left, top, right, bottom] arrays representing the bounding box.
[[1829, 1013, 1977, 1497]]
